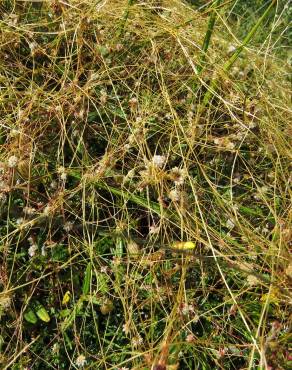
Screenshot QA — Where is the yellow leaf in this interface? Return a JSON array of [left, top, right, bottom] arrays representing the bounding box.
[[260, 288, 280, 305], [172, 241, 196, 250], [62, 291, 71, 305]]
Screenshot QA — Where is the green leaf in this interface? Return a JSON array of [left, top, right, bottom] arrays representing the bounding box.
[[24, 309, 38, 324], [82, 262, 92, 295], [35, 304, 50, 323]]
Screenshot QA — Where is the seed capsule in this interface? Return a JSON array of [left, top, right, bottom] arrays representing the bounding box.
[[100, 299, 114, 315]]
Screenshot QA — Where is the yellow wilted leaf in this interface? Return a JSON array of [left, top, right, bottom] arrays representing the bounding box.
[[260, 288, 280, 305], [62, 291, 71, 305], [172, 241, 196, 250]]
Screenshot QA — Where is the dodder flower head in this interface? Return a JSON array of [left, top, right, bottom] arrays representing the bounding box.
[[170, 167, 187, 185], [75, 354, 87, 368], [180, 302, 195, 315], [152, 155, 166, 168], [247, 274, 260, 287], [7, 155, 18, 168], [169, 188, 181, 202], [28, 244, 38, 257], [57, 166, 67, 181], [131, 335, 143, 347], [63, 221, 73, 232]]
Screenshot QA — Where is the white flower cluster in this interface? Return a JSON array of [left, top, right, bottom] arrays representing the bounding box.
[[57, 166, 67, 181], [180, 302, 195, 315], [214, 137, 235, 150], [63, 221, 73, 232], [28, 237, 38, 258], [152, 155, 166, 168], [7, 155, 18, 168], [247, 274, 260, 287], [169, 188, 181, 202], [75, 354, 87, 367], [131, 335, 143, 347], [170, 166, 187, 186]]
